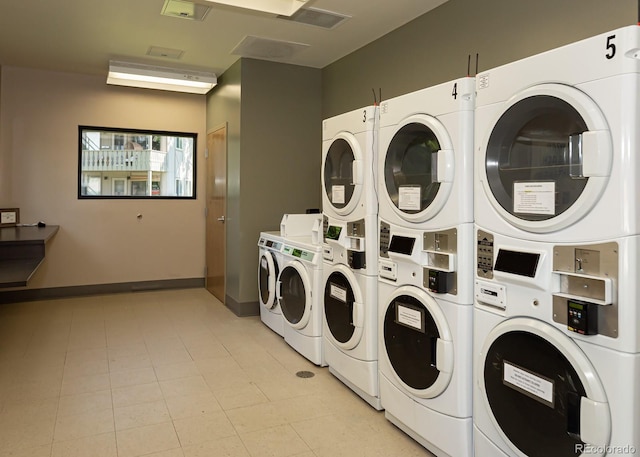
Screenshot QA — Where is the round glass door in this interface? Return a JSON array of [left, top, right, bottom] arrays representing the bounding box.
[[486, 95, 588, 221], [480, 318, 610, 457], [384, 123, 441, 215], [324, 271, 356, 344], [258, 252, 278, 309], [383, 287, 453, 398], [323, 268, 365, 350], [323, 136, 360, 215], [479, 83, 612, 233], [484, 331, 585, 456], [278, 264, 310, 329]]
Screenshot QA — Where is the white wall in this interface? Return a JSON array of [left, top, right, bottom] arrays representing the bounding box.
[[0, 66, 207, 289]]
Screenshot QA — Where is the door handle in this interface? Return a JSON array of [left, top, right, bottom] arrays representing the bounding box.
[[217, 216, 225, 222]]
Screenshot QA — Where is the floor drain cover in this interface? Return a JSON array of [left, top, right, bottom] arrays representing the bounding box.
[[296, 370, 315, 378]]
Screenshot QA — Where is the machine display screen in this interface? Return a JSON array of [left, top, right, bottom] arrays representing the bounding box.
[[494, 249, 539, 277], [388, 236, 415, 255], [326, 226, 342, 240]]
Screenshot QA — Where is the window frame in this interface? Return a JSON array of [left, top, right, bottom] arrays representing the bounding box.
[[77, 125, 197, 200]]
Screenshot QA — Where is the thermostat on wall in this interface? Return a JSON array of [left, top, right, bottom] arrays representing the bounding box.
[[0, 208, 20, 227]]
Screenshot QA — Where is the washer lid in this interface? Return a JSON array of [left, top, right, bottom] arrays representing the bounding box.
[[383, 285, 453, 398], [323, 266, 364, 350], [322, 132, 364, 216], [258, 251, 279, 310], [277, 262, 312, 330], [383, 115, 454, 223], [481, 84, 612, 233], [480, 318, 611, 457]]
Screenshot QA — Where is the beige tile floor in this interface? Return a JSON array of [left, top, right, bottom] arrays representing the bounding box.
[[0, 288, 434, 457]]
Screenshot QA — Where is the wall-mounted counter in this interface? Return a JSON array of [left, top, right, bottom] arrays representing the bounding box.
[[0, 225, 59, 288]]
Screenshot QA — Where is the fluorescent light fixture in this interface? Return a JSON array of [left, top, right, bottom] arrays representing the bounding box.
[[107, 61, 217, 94], [204, 0, 307, 16]]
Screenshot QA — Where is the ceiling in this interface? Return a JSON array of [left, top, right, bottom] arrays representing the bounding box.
[[0, 0, 448, 80]]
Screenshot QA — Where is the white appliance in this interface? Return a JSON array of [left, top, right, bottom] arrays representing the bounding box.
[[257, 213, 322, 336], [322, 215, 380, 409], [277, 235, 325, 366], [322, 105, 378, 221], [378, 225, 473, 457], [257, 231, 285, 336], [378, 77, 475, 230], [474, 231, 640, 456], [474, 26, 640, 242], [322, 213, 378, 277]]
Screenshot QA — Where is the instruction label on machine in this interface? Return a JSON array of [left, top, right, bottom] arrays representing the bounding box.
[[330, 284, 348, 303], [503, 361, 554, 407], [513, 182, 555, 215], [398, 186, 422, 211], [332, 185, 346, 205], [395, 303, 425, 332]]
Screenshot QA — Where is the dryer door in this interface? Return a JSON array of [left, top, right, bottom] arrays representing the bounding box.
[[383, 115, 454, 223], [479, 317, 611, 457], [258, 250, 279, 310], [278, 261, 312, 330], [382, 285, 454, 398], [323, 266, 364, 350], [480, 83, 612, 233], [322, 132, 363, 217]]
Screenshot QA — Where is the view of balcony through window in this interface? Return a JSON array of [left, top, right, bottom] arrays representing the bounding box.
[[79, 127, 196, 198]]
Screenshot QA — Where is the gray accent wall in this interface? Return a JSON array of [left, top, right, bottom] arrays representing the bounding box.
[[206, 58, 322, 314], [322, 0, 637, 117]]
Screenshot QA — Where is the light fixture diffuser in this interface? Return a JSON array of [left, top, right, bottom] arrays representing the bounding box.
[[107, 61, 217, 94], [204, 0, 307, 16]]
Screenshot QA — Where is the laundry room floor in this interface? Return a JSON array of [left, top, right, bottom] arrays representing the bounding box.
[[0, 288, 434, 457]]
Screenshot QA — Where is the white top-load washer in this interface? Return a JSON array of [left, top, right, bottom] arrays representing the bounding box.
[[322, 105, 378, 221], [475, 25, 640, 242], [277, 235, 325, 366], [378, 77, 475, 230], [257, 231, 285, 336]]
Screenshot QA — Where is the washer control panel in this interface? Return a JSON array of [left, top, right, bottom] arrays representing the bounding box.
[[477, 230, 494, 279], [379, 221, 391, 258]]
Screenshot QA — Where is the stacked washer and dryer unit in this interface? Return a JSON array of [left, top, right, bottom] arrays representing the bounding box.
[[321, 105, 382, 407], [474, 26, 640, 457], [376, 77, 475, 457]]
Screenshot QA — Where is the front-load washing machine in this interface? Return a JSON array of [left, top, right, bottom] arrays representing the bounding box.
[[322, 105, 378, 221], [322, 217, 380, 409], [378, 225, 473, 457], [475, 25, 640, 242], [277, 235, 325, 366], [378, 77, 475, 230], [474, 231, 640, 457], [258, 231, 285, 336]]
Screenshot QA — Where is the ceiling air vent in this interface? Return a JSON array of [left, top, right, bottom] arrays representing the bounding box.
[[231, 36, 310, 61], [277, 7, 350, 29], [161, 0, 211, 21], [147, 46, 184, 60]]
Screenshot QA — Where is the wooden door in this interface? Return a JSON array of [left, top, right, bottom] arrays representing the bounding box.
[[206, 125, 227, 302]]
